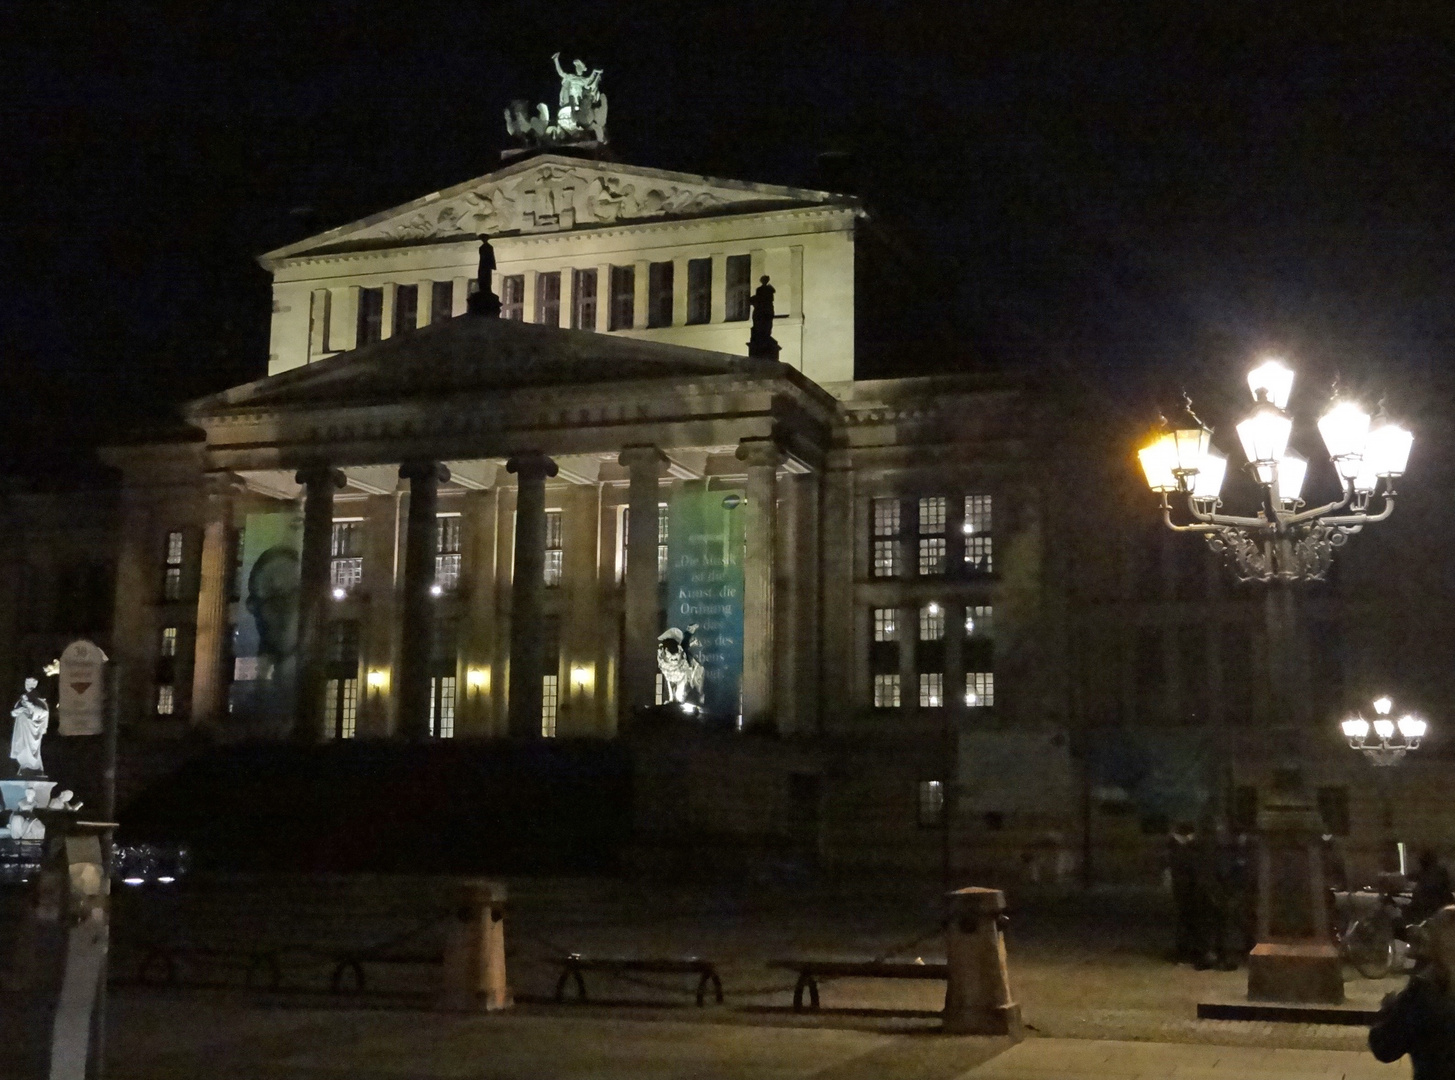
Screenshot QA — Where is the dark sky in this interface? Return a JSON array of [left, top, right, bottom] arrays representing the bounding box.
[[4, 1, 1454, 468]]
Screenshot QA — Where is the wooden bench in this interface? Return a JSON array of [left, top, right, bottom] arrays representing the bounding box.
[[138, 944, 283, 991], [767, 959, 948, 1011], [553, 955, 724, 1007]]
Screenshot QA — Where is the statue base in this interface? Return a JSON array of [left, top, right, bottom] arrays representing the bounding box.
[[1247, 942, 1344, 1004], [1, 779, 55, 811]]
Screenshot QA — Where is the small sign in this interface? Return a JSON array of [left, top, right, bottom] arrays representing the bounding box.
[[57, 639, 108, 736]]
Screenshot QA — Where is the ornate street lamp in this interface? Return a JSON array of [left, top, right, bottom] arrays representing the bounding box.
[[1138, 358, 1412, 581], [1341, 695, 1427, 767]]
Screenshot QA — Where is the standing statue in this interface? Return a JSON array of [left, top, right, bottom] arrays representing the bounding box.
[[504, 54, 609, 147], [9, 676, 49, 775], [656, 626, 705, 710], [747, 275, 781, 360]]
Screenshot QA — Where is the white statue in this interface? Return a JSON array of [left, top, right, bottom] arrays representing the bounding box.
[[9, 677, 48, 775], [504, 54, 608, 147], [7, 787, 44, 840], [657, 626, 705, 709]]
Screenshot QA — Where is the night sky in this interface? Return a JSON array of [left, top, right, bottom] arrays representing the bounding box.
[[4, 2, 1454, 472]]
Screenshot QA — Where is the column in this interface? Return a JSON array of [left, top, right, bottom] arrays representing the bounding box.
[[293, 466, 344, 742], [398, 461, 449, 741], [506, 453, 558, 737], [737, 438, 785, 728], [774, 473, 802, 735], [619, 446, 667, 717], [190, 473, 238, 731]]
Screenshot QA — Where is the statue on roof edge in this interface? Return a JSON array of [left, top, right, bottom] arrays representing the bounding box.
[[504, 53, 608, 147]]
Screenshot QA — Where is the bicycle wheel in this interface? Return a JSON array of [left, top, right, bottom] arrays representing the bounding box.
[[1345, 916, 1394, 980]]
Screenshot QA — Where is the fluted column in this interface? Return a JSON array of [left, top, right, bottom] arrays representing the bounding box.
[[507, 453, 558, 737], [737, 438, 785, 728], [294, 465, 345, 741], [618, 445, 668, 717], [190, 472, 239, 732], [398, 461, 450, 741]]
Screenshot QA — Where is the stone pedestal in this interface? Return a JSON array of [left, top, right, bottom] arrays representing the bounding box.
[[1247, 942, 1344, 1004], [439, 880, 511, 1011], [942, 886, 1023, 1037]]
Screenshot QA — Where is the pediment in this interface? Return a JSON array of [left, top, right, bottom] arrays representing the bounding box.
[[261, 154, 854, 265], [188, 315, 780, 417]]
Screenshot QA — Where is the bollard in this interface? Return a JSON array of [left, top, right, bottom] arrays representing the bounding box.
[[942, 886, 1023, 1037], [439, 880, 511, 1011]]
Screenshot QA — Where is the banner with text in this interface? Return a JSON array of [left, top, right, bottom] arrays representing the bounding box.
[[665, 487, 745, 721]]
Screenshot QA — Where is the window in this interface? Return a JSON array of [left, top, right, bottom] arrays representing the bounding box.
[[431, 280, 455, 324], [872, 497, 901, 578], [501, 275, 525, 321], [541, 674, 560, 737], [357, 286, 383, 346], [964, 495, 994, 573], [1318, 786, 1351, 837], [155, 684, 174, 715], [657, 503, 669, 582], [687, 258, 712, 324], [436, 515, 462, 593], [918, 496, 947, 575], [966, 604, 993, 637], [873, 608, 898, 642], [572, 268, 597, 329], [160, 626, 177, 658], [725, 254, 751, 321], [919, 603, 944, 641], [393, 283, 418, 336], [544, 510, 563, 587], [648, 261, 674, 327], [873, 673, 900, 709], [310, 289, 331, 356], [331, 520, 364, 594], [324, 621, 360, 740], [609, 265, 635, 330], [919, 672, 944, 708], [535, 271, 561, 327], [918, 780, 945, 828], [163, 530, 184, 600], [966, 671, 995, 708], [429, 676, 456, 739]]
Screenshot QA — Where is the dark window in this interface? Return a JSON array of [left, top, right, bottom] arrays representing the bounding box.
[[535, 271, 561, 327], [57, 562, 111, 633], [687, 258, 712, 324], [357, 287, 383, 346], [1317, 786, 1351, 837], [648, 261, 674, 327], [310, 290, 331, 354], [572, 268, 597, 329], [725, 254, 751, 321], [393, 284, 418, 336], [610, 265, 635, 330], [431, 280, 454, 324], [1232, 785, 1259, 832], [501, 275, 525, 321], [1220, 623, 1253, 726], [1135, 625, 1162, 721], [326, 620, 360, 671], [917, 780, 945, 828], [1177, 624, 1208, 723]]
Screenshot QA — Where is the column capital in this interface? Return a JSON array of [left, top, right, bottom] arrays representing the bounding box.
[[506, 453, 558, 481], [618, 445, 668, 474], [399, 460, 451, 485], [201, 471, 244, 499], [736, 437, 787, 470], [295, 465, 346, 489]]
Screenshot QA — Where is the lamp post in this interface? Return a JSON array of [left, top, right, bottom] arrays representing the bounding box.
[[1341, 695, 1427, 874], [1137, 357, 1413, 1004]]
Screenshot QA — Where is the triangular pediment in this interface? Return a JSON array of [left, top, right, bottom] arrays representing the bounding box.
[[188, 315, 781, 417], [261, 154, 854, 265]]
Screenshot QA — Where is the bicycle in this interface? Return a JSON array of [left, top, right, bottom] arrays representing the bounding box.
[[1335, 885, 1411, 980]]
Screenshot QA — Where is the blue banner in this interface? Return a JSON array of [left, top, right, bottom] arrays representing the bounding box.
[[665, 488, 745, 722]]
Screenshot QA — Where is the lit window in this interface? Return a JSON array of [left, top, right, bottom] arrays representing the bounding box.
[[572, 268, 598, 329], [964, 495, 994, 573], [535, 271, 561, 327], [966, 671, 995, 708], [918, 496, 947, 575], [657, 503, 669, 583], [324, 677, 358, 739], [501, 275, 525, 321], [331, 520, 363, 593], [429, 675, 456, 738], [687, 258, 711, 324], [542, 674, 560, 737], [873, 673, 900, 709], [357, 286, 383, 346], [872, 498, 901, 578], [648, 261, 674, 327], [919, 672, 944, 708], [393, 284, 418, 336], [655, 672, 668, 706], [725, 254, 751, 321], [163, 530, 184, 600], [155, 684, 174, 715], [436, 515, 462, 592], [918, 780, 945, 827], [919, 604, 944, 641], [160, 626, 177, 658], [431, 280, 455, 324], [544, 510, 563, 587], [609, 265, 635, 330], [873, 608, 897, 642], [966, 605, 993, 637]]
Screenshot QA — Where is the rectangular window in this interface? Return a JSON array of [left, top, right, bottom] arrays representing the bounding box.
[[872, 497, 902, 578], [964, 495, 994, 573], [873, 673, 901, 709], [918, 496, 947, 575], [966, 604, 993, 637], [918, 780, 945, 828], [324, 677, 359, 740], [544, 509, 563, 587], [657, 503, 669, 583], [648, 261, 674, 327], [542, 674, 559, 737], [501, 275, 525, 321], [357, 286, 383, 346], [331, 520, 364, 594], [609, 265, 635, 330], [310, 290, 331, 356], [431, 280, 455, 324], [725, 254, 751, 321], [535, 271, 561, 327], [572, 268, 598, 329], [155, 684, 174, 715], [393, 284, 418, 336], [160, 626, 178, 658], [429, 675, 456, 739], [655, 672, 668, 706], [1317, 786, 1351, 837], [873, 608, 898, 642], [919, 603, 945, 641], [687, 258, 712, 324], [436, 515, 462, 593], [966, 671, 995, 708], [919, 672, 944, 708], [163, 530, 184, 600]]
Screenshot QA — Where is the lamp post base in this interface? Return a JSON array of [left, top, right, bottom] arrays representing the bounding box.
[[1247, 942, 1344, 1004]]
